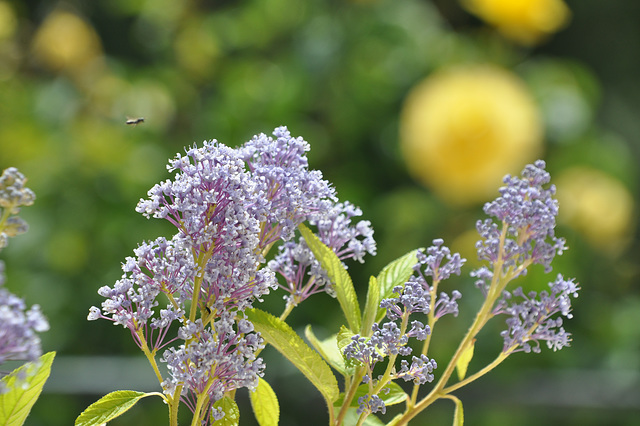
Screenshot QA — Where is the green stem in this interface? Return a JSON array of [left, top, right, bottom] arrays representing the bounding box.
[[335, 367, 366, 426]]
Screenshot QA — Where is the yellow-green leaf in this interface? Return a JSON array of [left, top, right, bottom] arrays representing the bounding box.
[[299, 223, 361, 332], [212, 396, 240, 426], [0, 351, 55, 426], [246, 308, 339, 405], [375, 249, 420, 322], [249, 378, 279, 426], [305, 326, 352, 376], [452, 395, 464, 426], [455, 339, 475, 381], [360, 276, 380, 337], [75, 390, 153, 426]]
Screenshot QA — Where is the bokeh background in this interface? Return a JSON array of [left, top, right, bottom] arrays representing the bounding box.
[[1, 0, 639, 425]]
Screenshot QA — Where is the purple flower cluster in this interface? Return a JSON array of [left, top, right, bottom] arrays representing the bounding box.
[[407, 240, 465, 320], [0, 167, 35, 249], [268, 201, 376, 304], [471, 161, 579, 353], [496, 275, 579, 353], [473, 160, 567, 294], [89, 127, 362, 419], [343, 270, 441, 415], [0, 168, 48, 390], [0, 285, 49, 365]]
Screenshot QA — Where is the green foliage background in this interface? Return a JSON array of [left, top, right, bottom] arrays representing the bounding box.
[[0, 0, 638, 425]]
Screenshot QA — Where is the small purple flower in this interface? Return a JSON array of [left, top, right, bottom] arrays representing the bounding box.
[[370, 322, 412, 356], [416, 239, 466, 282], [433, 290, 462, 319], [496, 275, 579, 353], [380, 281, 431, 321], [396, 354, 437, 385], [357, 393, 386, 415]]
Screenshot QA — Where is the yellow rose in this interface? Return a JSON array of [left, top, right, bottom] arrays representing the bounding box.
[[461, 0, 571, 45], [31, 10, 103, 74], [556, 167, 635, 255], [400, 65, 543, 205]]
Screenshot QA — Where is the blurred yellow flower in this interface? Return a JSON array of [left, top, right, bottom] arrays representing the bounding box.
[[556, 167, 635, 255], [461, 0, 570, 45], [400, 65, 542, 205], [0, 1, 17, 40], [31, 10, 103, 74]]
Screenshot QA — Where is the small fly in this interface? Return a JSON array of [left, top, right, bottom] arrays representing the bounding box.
[[125, 117, 145, 126]]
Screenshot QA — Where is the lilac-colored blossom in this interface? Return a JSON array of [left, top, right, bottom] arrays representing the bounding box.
[[0, 286, 49, 365], [496, 275, 579, 353], [240, 126, 337, 245], [0, 167, 35, 249], [396, 354, 437, 385], [474, 160, 567, 285]]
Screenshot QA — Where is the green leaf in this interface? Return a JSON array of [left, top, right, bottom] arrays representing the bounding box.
[[360, 276, 380, 337], [75, 390, 153, 426], [246, 308, 339, 405], [340, 408, 385, 426], [333, 382, 407, 408], [249, 378, 279, 426], [0, 351, 55, 426], [299, 223, 361, 332], [455, 339, 475, 381], [451, 396, 464, 426], [376, 249, 420, 322], [304, 326, 352, 376], [212, 396, 240, 426]]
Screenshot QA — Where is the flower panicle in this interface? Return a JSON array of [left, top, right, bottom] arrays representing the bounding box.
[[0, 168, 48, 390], [497, 274, 579, 354], [90, 127, 373, 419]]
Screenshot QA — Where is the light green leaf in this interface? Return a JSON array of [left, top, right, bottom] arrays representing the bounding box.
[[0, 351, 55, 426], [304, 326, 352, 376], [212, 396, 240, 426], [299, 223, 361, 332], [339, 408, 385, 426], [75, 390, 154, 426], [246, 308, 339, 405], [249, 378, 279, 426], [333, 382, 407, 408], [375, 249, 420, 322], [360, 276, 380, 337], [455, 339, 475, 381], [452, 395, 464, 426]]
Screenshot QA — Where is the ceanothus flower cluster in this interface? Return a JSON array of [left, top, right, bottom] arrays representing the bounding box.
[[473, 160, 567, 294], [471, 161, 579, 354], [495, 274, 579, 353], [268, 201, 376, 305], [0, 167, 35, 250], [88, 127, 354, 420], [0, 168, 48, 392]]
